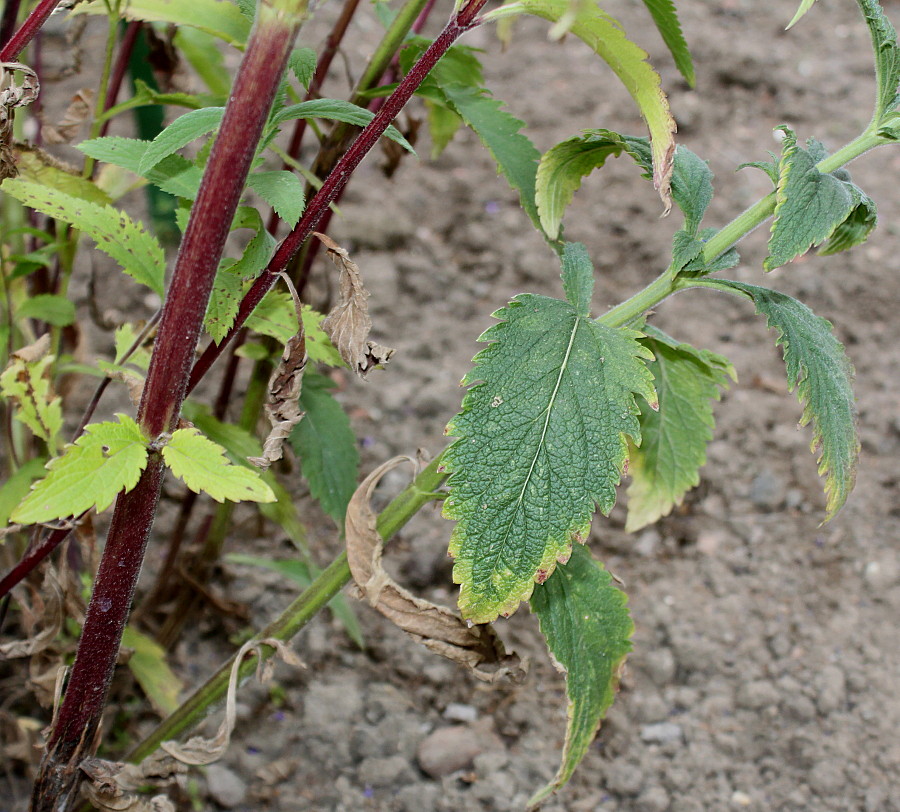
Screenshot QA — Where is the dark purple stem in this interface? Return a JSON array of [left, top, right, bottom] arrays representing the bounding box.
[[0, 0, 23, 63], [30, 11, 304, 810], [0, 0, 59, 61], [188, 0, 488, 391]]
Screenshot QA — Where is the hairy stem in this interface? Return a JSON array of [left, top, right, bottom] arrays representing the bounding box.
[[127, 454, 447, 763]]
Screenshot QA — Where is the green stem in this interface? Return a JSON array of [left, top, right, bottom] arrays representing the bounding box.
[[127, 453, 447, 763], [81, 5, 120, 179]]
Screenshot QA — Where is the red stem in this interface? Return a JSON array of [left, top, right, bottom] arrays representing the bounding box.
[[0, 0, 23, 62], [30, 13, 304, 810], [0, 0, 59, 61], [188, 0, 488, 392]]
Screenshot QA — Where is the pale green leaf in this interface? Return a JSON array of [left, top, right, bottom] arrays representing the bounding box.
[[121, 625, 184, 716], [14, 146, 112, 205], [0, 354, 63, 443], [114, 324, 152, 369], [138, 107, 225, 175], [161, 427, 275, 503], [247, 170, 305, 227], [786, 0, 818, 29], [273, 100, 414, 153], [16, 294, 75, 327], [0, 180, 166, 295], [289, 373, 359, 526], [640, 0, 695, 84], [244, 290, 296, 343], [484, 0, 676, 208], [626, 328, 734, 532], [301, 306, 345, 367], [443, 292, 656, 623], [718, 281, 858, 519], [0, 458, 46, 528], [11, 415, 150, 524], [529, 544, 632, 807], [856, 0, 900, 120], [173, 26, 231, 96], [423, 99, 463, 158], [288, 47, 317, 90], [765, 129, 878, 270], [74, 0, 252, 45]]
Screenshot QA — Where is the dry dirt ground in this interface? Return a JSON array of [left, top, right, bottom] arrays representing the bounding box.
[[4, 0, 900, 810]]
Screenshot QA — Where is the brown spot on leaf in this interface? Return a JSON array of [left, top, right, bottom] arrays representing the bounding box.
[[535, 569, 550, 584]]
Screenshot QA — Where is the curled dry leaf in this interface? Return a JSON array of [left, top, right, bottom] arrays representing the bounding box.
[[0, 571, 63, 659], [315, 232, 394, 377], [11, 332, 51, 364], [345, 458, 523, 683], [0, 61, 39, 180], [80, 754, 183, 812], [160, 637, 303, 766], [43, 87, 94, 144], [250, 274, 307, 470]]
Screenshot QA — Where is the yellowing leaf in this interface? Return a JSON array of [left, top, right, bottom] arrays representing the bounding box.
[[121, 625, 184, 716]]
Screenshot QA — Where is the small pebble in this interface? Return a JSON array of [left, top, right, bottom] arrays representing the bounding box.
[[205, 764, 247, 808], [443, 702, 479, 723], [640, 722, 684, 744]]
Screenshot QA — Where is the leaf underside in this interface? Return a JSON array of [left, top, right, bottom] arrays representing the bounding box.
[[443, 284, 655, 623], [529, 544, 633, 807]]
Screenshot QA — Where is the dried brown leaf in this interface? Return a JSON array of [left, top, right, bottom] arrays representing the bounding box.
[[250, 275, 307, 470], [160, 637, 303, 765], [43, 87, 94, 144], [315, 233, 394, 378], [0, 61, 39, 180], [80, 754, 182, 812], [346, 458, 523, 682], [11, 332, 51, 363], [0, 571, 63, 659]]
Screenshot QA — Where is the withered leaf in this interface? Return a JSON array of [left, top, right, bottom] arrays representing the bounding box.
[[345, 458, 522, 682], [0, 571, 63, 659], [0, 61, 39, 180], [80, 754, 182, 812], [315, 233, 394, 377], [43, 88, 94, 144], [250, 275, 307, 470]]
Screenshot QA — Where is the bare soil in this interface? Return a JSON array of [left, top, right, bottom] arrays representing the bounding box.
[[3, 1, 900, 810]]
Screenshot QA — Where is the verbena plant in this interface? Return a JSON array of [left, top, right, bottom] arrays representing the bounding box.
[[0, 0, 897, 808]]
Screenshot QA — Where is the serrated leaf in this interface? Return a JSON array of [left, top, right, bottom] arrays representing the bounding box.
[[161, 427, 275, 503], [0, 352, 63, 443], [401, 38, 486, 88], [121, 625, 184, 716], [0, 458, 46, 528], [138, 107, 225, 175], [640, 0, 695, 84], [626, 328, 734, 532], [16, 294, 75, 327], [13, 145, 112, 205], [205, 264, 244, 344], [244, 290, 297, 343], [765, 129, 878, 269], [11, 415, 150, 524], [247, 170, 305, 227], [443, 293, 656, 623], [856, 0, 900, 121], [718, 281, 858, 519], [484, 0, 675, 209], [73, 0, 252, 46], [273, 100, 414, 153], [1, 180, 166, 295], [288, 47, 317, 90], [678, 227, 740, 276], [438, 83, 542, 232], [288, 373, 359, 526], [528, 544, 633, 807]]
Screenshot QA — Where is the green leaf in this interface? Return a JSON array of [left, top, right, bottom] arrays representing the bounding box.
[[484, 0, 676, 208], [0, 180, 166, 295], [529, 544, 633, 806], [289, 373, 359, 526], [74, 0, 252, 46], [77, 136, 149, 173], [0, 458, 46, 528], [288, 47, 317, 90], [560, 241, 593, 316], [11, 415, 150, 524], [121, 626, 184, 716], [640, 0, 695, 85], [443, 293, 656, 623], [273, 100, 414, 154], [13, 146, 112, 206], [16, 294, 75, 327], [173, 26, 231, 96], [301, 306, 345, 367], [717, 281, 858, 519], [626, 328, 734, 532], [677, 227, 740, 276], [247, 170, 305, 227], [765, 129, 878, 270], [401, 38, 486, 88], [786, 0, 818, 29], [423, 99, 463, 159], [138, 107, 225, 175], [0, 353, 63, 443], [205, 264, 244, 344], [856, 0, 900, 121], [114, 324, 152, 369], [438, 82, 542, 233], [161, 427, 276, 503], [103, 78, 220, 119]]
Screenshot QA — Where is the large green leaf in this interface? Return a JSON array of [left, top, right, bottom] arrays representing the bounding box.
[[626, 328, 734, 532], [289, 373, 359, 526], [529, 543, 633, 806], [765, 129, 878, 269], [443, 244, 656, 622], [138, 107, 225, 175], [0, 180, 166, 295], [484, 0, 675, 207], [718, 281, 858, 519], [121, 626, 184, 716], [640, 0, 695, 85], [0, 458, 46, 529], [11, 415, 150, 524]]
